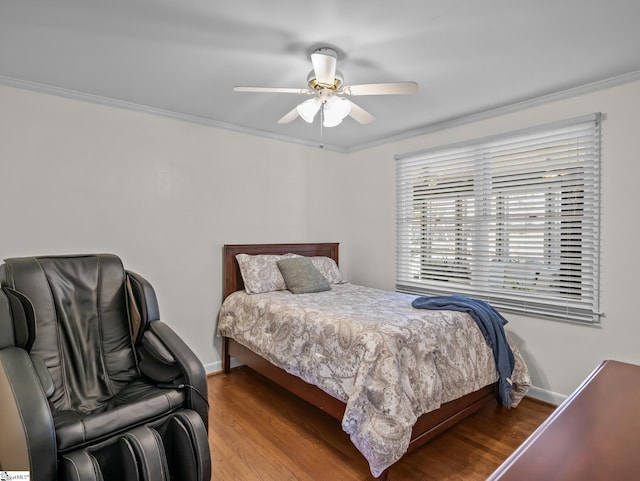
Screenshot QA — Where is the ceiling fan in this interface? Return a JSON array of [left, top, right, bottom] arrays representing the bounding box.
[[233, 47, 418, 127]]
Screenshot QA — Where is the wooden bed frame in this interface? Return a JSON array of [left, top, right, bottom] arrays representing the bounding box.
[[221, 243, 497, 480]]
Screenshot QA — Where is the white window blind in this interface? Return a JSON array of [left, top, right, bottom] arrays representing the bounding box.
[[395, 114, 601, 323]]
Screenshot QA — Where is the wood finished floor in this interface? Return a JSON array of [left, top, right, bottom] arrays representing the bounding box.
[[207, 367, 555, 481]]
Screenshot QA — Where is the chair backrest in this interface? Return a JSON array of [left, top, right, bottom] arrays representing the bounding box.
[[0, 287, 16, 349], [1, 254, 140, 413]]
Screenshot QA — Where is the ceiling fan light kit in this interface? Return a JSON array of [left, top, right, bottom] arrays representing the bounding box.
[[322, 96, 351, 127], [233, 46, 418, 128], [297, 98, 321, 123]]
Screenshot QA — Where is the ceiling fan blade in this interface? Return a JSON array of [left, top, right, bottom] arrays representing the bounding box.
[[347, 100, 376, 125], [277, 106, 300, 124], [233, 86, 310, 94], [342, 82, 418, 96], [311, 48, 337, 85]]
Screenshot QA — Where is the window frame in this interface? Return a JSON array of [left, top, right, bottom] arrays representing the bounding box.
[[395, 114, 601, 323]]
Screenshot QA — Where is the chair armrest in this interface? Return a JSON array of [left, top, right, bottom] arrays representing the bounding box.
[[0, 347, 56, 481], [146, 321, 209, 431], [138, 330, 183, 383]]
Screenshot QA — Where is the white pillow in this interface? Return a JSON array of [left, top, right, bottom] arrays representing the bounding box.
[[236, 253, 299, 294], [308, 256, 345, 284]]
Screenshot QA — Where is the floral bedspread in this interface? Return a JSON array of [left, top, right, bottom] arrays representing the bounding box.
[[217, 283, 530, 477]]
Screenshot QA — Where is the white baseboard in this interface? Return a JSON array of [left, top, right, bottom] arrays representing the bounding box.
[[203, 361, 220, 374], [204, 359, 243, 375], [526, 385, 566, 406]]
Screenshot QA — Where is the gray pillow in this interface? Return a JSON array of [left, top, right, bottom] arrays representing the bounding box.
[[276, 257, 331, 294]]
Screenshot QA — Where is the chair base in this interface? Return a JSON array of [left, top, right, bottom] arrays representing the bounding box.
[[58, 410, 210, 481]]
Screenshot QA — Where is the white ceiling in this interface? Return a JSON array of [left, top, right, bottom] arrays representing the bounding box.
[[2, 0, 640, 151]]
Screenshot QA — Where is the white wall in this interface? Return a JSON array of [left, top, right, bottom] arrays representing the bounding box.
[[3, 78, 640, 400], [339, 79, 640, 400], [0, 83, 346, 371]]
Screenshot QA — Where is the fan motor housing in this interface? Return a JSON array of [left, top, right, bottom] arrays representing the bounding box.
[[307, 70, 343, 92]]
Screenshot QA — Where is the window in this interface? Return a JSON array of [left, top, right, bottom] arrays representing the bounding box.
[[396, 114, 601, 322]]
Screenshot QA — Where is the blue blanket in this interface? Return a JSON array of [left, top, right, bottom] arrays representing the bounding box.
[[411, 294, 515, 407]]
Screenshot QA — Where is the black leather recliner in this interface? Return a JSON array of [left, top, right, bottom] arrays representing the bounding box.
[[0, 254, 211, 481]]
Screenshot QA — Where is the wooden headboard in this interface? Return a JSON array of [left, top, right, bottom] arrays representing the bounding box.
[[222, 243, 339, 299]]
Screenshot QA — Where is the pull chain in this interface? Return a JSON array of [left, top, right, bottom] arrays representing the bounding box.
[[319, 103, 325, 149]]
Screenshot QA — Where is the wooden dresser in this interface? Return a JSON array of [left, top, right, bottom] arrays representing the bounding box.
[[487, 360, 640, 480]]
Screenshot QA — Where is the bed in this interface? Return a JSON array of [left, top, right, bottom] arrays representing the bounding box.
[[217, 243, 530, 480]]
